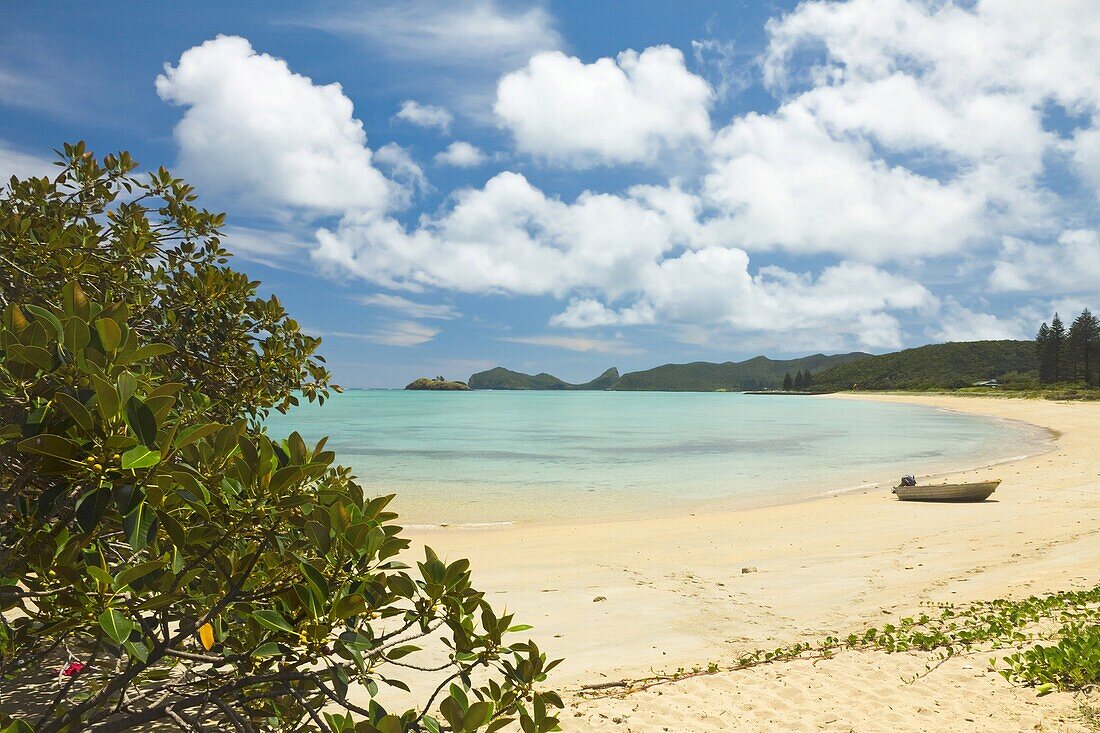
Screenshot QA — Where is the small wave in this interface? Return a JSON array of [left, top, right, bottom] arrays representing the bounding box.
[[819, 481, 882, 496], [816, 451, 1043, 500], [404, 521, 515, 531]]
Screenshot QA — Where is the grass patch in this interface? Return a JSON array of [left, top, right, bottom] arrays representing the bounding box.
[[580, 584, 1100, 698]]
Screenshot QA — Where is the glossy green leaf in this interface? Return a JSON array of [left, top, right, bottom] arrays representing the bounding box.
[[98, 609, 135, 645], [116, 372, 137, 407], [54, 392, 94, 432], [124, 640, 150, 663], [7, 344, 54, 371], [174, 422, 222, 450], [63, 316, 91, 353], [90, 374, 119, 419], [252, 609, 294, 635], [123, 502, 158, 551], [24, 304, 64, 341], [251, 642, 282, 658], [75, 487, 110, 533], [94, 317, 122, 352], [463, 702, 493, 731], [1, 719, 35, 733], [124, 395, 157, 447], [119, 343, 175, 364], [17, 434, 77, 461], [121, 445, 160, 469], [114, 560, 166, 589], [62, 281, 89, 318]]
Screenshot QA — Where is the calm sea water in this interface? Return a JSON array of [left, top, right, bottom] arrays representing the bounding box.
[[265, 391, 1047, 526]]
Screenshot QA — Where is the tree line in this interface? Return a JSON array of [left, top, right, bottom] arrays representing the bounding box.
[[1035, 308, 1100, 385], [782, 369, 814, 390]]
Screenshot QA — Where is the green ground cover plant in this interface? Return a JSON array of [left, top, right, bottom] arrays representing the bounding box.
[[581, 584, 1100, 697]]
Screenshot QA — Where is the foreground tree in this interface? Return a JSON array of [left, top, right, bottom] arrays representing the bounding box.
[[0, 145, 560, 732]]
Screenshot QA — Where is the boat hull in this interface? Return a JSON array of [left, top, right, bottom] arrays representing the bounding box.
[[892, 480, 1000, 502]]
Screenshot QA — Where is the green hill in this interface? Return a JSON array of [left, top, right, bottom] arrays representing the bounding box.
[[581, 367, 622, 390], [467, 367, 621, 390], [608, 353, 868, 391], [468, 355, 868, 391], [813, 340, 1038, 390]]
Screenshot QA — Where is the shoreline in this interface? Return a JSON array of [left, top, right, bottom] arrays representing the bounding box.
[[400, 393, 1057, 532], [399, 394, 1100, 730]]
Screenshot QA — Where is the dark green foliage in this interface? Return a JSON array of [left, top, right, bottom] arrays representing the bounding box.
[[1035, 322, 1052, 383], [405, 378, 470, 391], [468, 367, 620, 390], [1066, 309, 1100, 386], [814, 341, 1039, 391], [793, 371, 804, 390], [1037, 308, 1099, 386], [0, 142, 331, 422], [782, 372, 793, 390], [610, 354, 868, 392], [1046, 314, 1068, 383], [1000, 624, 1100, 694], [0, 146, 560, 733]]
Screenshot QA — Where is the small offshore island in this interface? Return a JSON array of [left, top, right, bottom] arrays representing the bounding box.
[[404, 376, 470, 390]]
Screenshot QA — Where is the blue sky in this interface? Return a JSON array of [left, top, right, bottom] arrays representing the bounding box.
[[3, 1, 1098, 387]]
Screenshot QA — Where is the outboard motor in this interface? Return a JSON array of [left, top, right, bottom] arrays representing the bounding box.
[[900, 474, 917, 486]]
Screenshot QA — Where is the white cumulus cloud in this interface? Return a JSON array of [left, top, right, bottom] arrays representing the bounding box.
[[395, 100, 453, 133], [434, 141, 488, 167], [718, 0, 1100, 261], [156, 35, 397, 215], [313, 173, 936, 350], [930, 301, 1030, 343], [989, 231, 1100, 294], [703, 106, 986, 261], [495, 46, 713, 167]]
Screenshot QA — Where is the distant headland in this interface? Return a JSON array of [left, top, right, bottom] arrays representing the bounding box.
[[405, 377, 470, 391], [464, 340, 1045, 392]]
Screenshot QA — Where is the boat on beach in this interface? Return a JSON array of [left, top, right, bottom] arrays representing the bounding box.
[[892, 479, 1000, 502]]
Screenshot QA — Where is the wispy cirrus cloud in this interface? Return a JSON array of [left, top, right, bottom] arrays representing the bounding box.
[[312, 320, 441, 347], [305, 1, 563, 119], [498, 335, 642, 355], [356, 293, 461, 320], [311, 1, 561, 69], [366, 320, 441, 347], [0, 140, 54, 180]]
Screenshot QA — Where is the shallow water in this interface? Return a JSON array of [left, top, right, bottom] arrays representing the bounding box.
[[265, 391, 1048, 526]]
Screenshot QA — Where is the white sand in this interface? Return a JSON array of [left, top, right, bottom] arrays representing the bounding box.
[[402, 395, 1100, 731]]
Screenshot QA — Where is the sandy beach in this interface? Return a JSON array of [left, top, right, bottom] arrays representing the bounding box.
[[404, 394, 1100, 731]]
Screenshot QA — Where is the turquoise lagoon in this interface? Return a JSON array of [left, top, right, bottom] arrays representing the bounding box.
[[265, 391, 1049, 526]]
